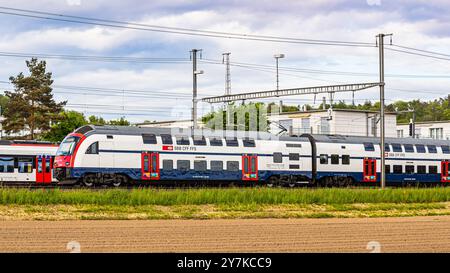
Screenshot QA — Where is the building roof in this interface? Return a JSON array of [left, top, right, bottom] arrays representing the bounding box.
[[397, 120, 450, 125]]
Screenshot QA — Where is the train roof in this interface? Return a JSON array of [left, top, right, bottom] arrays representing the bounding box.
[[0, 140, 58, 146], [302, 134, 450, 146], [75, 125, 311, 142]]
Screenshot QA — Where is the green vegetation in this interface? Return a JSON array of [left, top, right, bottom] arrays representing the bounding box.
[[2, 187, 450, 206], [2, 58, 65, 139], [42, 110, 130, 142], [1, 188, 450, 220]]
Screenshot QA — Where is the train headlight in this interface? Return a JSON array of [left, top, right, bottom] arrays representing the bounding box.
[[65, 162, 69, 166]]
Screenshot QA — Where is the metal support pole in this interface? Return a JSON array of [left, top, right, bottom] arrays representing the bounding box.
[[191, 49, 202, 129], [377, 33, 391, 189], [223, 53, 232, 128], [276, 57, 279, 91]]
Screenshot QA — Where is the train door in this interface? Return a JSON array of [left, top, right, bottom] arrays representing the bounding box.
[[36, 155, 52, 184], [242, 155, 258, 181], [441, 161, 450, 182], [363, 158, 377, 182], [141, 152, 160, 180]]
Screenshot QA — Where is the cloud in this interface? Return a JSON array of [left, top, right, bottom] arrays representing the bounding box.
[[0, 0, 449, 122]]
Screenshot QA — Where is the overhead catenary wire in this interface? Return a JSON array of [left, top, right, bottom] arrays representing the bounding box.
[[0, 6, 375, 47]]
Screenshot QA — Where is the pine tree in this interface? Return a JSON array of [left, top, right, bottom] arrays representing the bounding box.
[[2, 58, 66, 139]]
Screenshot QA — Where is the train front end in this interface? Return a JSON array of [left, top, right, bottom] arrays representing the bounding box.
[[53, 133, 84, 183]]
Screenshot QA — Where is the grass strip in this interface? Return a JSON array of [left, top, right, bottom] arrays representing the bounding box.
[[1, 187, 450, 206]]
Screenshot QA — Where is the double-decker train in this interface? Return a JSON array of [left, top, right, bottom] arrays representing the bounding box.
[[53, 125, 450, 187], [0, 140, 58, 185]]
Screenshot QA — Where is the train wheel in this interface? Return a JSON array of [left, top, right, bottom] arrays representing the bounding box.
[[111, 174, 127, 188], [83, 174, 96, 187], [266, 176, 278, 187]]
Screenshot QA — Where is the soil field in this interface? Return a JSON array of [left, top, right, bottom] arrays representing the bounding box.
[[1, 216, 450, 252]]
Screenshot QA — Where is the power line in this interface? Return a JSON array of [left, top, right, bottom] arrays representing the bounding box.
[[0, 80, 220, 98], [391, 44, 450, 58], [0, 6, 375, 47], [386, 47, 450, 62], [201, 58, 450, 79], [0, 51, 190, 63]]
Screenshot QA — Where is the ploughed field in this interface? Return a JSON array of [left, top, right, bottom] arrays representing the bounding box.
[[1, 217, 450, 252]]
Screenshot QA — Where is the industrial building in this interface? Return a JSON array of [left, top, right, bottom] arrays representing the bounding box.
[[268, 109, 398, 137], [396, 120, 450, 140]]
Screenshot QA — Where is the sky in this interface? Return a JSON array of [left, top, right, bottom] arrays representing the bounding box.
[[0, 0, 448, 123]]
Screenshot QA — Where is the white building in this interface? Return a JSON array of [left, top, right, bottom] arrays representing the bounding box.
[[396, 120, 450, 140], [268, 109, 397, 137]]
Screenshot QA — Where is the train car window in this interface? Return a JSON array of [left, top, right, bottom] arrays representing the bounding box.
[[417, 165, 426, 174], [427, 145, 437, 153], [392, 144, 402, 152], [441, 145, 450, 154], [18, 158, 33, 173], [289, 164, 300, 169], [177, 160, 190, 171], [415, 144, 426, 153], [393, 165, 403, 174], [405, 165, 415, 174], [286, 143, 302, 148], [176, 136, 190, 145], [331, 154, 339, 165], [193, 136, 206, 146], [342, 155, 350, 165], [225, 137, 239, 147], [251, 158, 257, 172], [341, 146, 346, 149], [320, 154, 328, 164], [363, 142, 375, 151], [142, 134, 157, 144], [143, 156, 149, 172], [404, 144, 414, 153], [289, 153, 300, 161], [242, 138, 256, 147], [0, 157, 14, 173], [86, 142, 99, 154], [209, 137, 223, 146], [384, 144, 390, 152], [162, 160, 173, 170], [161, 134, 173, 145], [273, 153, 283, 163], [243, 157, 249, 173], [151, 155, 157, 172], [194, 160, 207, 171], [429, 165, 438, 174], [107, 135, 113, 139], [211, 161, 223, 171], [45, 157, 51, 173], [385, 165, 390, 174], [226, 161, 239, 171]]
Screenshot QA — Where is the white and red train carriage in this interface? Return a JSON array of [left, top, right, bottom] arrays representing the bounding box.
[[0, 140, 58, 184]]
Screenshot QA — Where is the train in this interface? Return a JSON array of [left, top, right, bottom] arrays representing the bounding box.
[[0, 140, 58, 185], [52, 125, 450, 187]]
